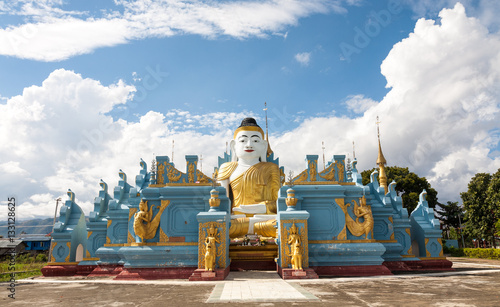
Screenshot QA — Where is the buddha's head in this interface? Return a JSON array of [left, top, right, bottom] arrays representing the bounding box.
[[231, 117, 268, 163]]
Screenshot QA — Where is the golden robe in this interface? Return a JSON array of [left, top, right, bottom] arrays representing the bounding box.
[[218, 161, 280, 237]]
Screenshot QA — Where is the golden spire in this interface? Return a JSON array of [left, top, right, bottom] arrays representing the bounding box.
[[376, 116, 387, 165], [376, 116, 388, 193]]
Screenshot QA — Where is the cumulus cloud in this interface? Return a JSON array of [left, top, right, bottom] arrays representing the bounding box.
[[0, 69, 135, 218], [1, 3, 499, 219], [0, 0, 349, 61], [294, 52, 312, 66], [404, 0, 500, 31], [276, 3, 500, 203], [0, 69, 257, 219], [344, 95, 378, 113]]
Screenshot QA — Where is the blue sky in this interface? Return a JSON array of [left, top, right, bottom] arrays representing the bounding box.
[[0, 1, 413, 123], [0, 0, 499, 219]]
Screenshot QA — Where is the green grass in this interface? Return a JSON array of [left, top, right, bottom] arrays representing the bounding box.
[[0, 255, 47, 282]]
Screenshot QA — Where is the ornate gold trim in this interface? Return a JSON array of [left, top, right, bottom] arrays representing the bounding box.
[[280, 219, 308, 269], [309, 239, 377, 244], [404, 228, 413, 255], [388, 216, 393, 223], [87, 231, 93, 239], [104, 242, 198, 247], [127, 231, 134, 243], [106, 219, 112, 244], [308, 160, 317, 182], [377, 239, 398, 243], [156, 242, 197, 246], [82, 257, 100, 261], [129, 208, 137, 221], [159, 227, 169, 242], [149, 183, 215, 187], [50, 242, 57, 262], [65, 242, 71, 262], [334, 198, 347, 240], [438, 238, 444, 257], [318, 162, 336, 181], [425, 238, 430, 257], [198, 221, 227, 269], [288, 181, 356, 186]]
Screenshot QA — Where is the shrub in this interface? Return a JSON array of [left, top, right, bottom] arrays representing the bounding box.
[[463, 248, 500, 260], [447, 246, 465, 257], [35, 253, 48, 262], [16, 254, 35, 264]]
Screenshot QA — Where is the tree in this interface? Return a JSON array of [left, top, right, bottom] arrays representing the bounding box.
[[486, 169, 500, 241], [435, 201, 464, 238], [361, 166, 439, 213], [461, 172, 498, 248]]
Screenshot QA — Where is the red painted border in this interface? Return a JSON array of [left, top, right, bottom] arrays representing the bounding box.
[[311, 265, 393, 276]]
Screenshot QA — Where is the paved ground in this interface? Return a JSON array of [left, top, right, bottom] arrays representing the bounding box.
[[2, 258, 500, 306]]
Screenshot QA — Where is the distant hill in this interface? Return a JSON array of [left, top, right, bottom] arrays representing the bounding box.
[[0, 218, 53, 237]]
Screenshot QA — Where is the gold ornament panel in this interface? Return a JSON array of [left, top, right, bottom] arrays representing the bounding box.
[[197, 222, 227, 270], [65, 242, 71, 262], [155, 160, 214, 186], [279, 219, 309, 269]]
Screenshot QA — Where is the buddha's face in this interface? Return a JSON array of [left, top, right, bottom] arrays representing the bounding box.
[[233, 130, 267, 161]]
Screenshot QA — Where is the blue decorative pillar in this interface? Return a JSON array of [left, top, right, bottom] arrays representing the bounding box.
[[409, 190, 452, 270], [81, 180, 110, 268], [190, 189, 230, 281], [95, 170, 131, 267], [42, 190, 87, 277], [277, 188, 318, 279]]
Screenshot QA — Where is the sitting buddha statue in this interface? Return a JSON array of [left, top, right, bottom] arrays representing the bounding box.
[[217, 118, 280, 238]]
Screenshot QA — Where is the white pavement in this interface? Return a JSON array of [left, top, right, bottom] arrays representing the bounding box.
[[207, 271, 318, 303]]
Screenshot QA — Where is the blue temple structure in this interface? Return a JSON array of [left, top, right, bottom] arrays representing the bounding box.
[[43, 133, 451, 280]]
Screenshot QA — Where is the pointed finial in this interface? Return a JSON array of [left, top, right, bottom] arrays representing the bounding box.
[[322, 141, 326, 170], [172, 140, 175, 164], [376, 116, 381, 142], [352, 141, 356, 160], [376, 116, 386, 165]]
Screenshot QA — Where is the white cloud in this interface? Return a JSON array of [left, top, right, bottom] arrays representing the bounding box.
[[1, 3, 500, 219], [404, 0, 500, 31], [0, 0, 349, 61], [294, 52, 311, 66], [276, 3, 500, 203], [0, 69, 135, 219], [344, 94, 378, 113], [0, 161, 30, 176]]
